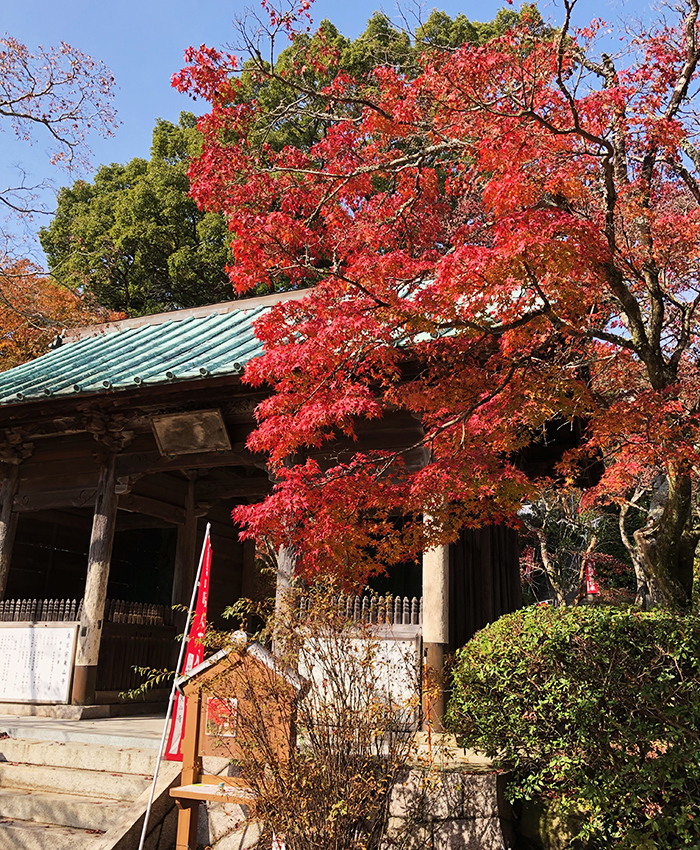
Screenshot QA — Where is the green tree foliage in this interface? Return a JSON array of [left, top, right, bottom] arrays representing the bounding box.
[[40, 9, 547, 314], [39, 113, 232, 316], [235, 7, 546, 153], [447, 606, 700, 848]]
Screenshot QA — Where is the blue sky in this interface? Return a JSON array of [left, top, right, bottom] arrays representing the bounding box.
[[1, 0, 653, 261]]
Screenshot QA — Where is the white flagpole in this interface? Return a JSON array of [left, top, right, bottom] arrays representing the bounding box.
[[137, 522, 212, 850]]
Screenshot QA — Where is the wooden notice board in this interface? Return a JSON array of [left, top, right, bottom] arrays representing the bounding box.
[[170, 639, 307, 850]]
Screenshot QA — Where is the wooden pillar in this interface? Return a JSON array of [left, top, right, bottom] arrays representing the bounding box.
[[0, 463, 20, 600], [239, 538, 257, 631], [72, 453, 119, 706], [422, 543, 449, 731], [172, 475, 198, 631]]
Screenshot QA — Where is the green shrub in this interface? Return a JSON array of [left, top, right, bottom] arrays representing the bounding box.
[[446, 606, 700, 848]]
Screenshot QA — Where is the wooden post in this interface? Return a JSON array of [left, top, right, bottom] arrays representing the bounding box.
[[72, 453, 119, 706], [175, 688, 202, 850], [422, 543, 449, 731], [172, 475, 198, 631], [239, 538, 257, 631], [0, 463, 20, 600]]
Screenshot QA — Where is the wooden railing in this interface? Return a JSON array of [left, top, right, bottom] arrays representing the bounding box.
[[0, 596, 177, 697], [97, 620, 177, 694], [299, 593, 423, 626], [0, 597, 80, 622], [0, 597, 172, 626], [104, 599, 173, 626]]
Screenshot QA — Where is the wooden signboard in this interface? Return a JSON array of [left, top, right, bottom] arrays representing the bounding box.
[[170, 639, 307, 850], [0, 622, 78, 704]]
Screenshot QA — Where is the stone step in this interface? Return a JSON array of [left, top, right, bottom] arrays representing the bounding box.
[[0, 787, 130, 831], [0, 762, 150, 802], [0, 737, 157, 776], [0, 817, 100, 850], [0, 716, 164, 750]]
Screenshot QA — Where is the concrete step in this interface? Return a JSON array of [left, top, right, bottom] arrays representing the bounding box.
[[0, 762, 150, 801], [0, 787, 130, 831], [0, 737, 157, 777], [0, 817, 100, 850]]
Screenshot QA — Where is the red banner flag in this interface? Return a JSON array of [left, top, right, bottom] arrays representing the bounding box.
[[165, 529, 212, 761]]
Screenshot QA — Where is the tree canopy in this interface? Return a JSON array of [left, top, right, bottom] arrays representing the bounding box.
[[229, 6, 547, 153], [39, 113, 233, 315], [0, 35, 117, 366], [0, 260, 116, 370], [175, 0, 700, 608], [0, 35, 116, 257]]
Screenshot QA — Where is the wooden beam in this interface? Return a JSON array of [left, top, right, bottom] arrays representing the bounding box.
[[422, 542, 449, 732], [195, 478, 272, 501], [72, 453, 119, 706], [118, 492, 186, 525], [116, 447, 261, 477], [14, 488, 97, 512], [0, 464, 20, 599], [14, 487, 186, 524]]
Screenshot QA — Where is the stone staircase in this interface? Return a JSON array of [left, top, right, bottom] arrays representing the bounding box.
[[0, 718, 180, 850]]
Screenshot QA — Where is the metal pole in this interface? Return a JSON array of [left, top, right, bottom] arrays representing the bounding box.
[[137, 522, 211, 850]]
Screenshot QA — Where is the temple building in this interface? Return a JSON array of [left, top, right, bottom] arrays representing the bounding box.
[[0, 290, 521, 713]]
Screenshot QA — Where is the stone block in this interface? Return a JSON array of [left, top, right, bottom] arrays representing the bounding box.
[[201, 801, 250, 844], [384, 817, 432, 849], [433, 817, 508, 850], [422, 771, 464, 820], [461, 773, 504, 819], [389, 769, 427, 819], [155, 807, 178, 850], [391, 768, 505, 821], [214, 819, 262, 850]]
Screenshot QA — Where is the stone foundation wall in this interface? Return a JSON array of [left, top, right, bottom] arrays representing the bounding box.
[[196, 764, 513, 850], [386, 768, 516, 850]]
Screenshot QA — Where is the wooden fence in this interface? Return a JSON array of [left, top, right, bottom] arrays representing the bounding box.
[[0, 597, 172, 626], [298, 593, 423, 626], [0, 597, 176, 697]]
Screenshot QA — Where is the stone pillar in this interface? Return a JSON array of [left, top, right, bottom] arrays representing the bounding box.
[[422, 543, 449, 731], [72, 453, 119, 705], [0, 463, 20, 599]]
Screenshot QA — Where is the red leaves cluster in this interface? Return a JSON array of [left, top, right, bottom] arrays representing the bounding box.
[[175, 2, 700, 583], [0, 260, 123, 370]]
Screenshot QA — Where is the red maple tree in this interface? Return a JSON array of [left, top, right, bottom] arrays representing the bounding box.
[[175, 0, 700, 608], [0, 259, 122, 370]]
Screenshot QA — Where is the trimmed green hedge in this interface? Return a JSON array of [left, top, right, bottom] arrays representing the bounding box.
[[446, 606, 700, 848]]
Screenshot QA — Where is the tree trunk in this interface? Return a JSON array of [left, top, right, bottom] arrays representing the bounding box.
[[619, 498, 658, 609], [634, 466, 697, 610], [535, 527, 566, 606]]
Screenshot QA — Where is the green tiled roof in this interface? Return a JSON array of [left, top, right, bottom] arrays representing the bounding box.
[[0, 295, 296, 406]]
